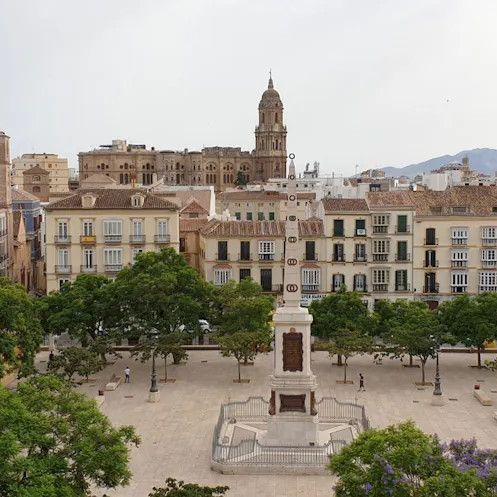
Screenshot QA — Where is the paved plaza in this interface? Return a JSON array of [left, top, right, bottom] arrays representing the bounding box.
[[36, 349, 497, 497]]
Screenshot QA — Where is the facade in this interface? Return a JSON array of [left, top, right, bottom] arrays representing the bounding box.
[[78, 76, 287, 190], [44, 189, 179, 293], [11, 211, 32, 290], [22, 166, 50, 201], [0, 132, 13, 278], [12, 153, 69, 193]]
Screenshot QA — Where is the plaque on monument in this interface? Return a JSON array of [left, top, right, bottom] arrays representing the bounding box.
[[279, 394, 306, 413], [283, 332, 303, 372]]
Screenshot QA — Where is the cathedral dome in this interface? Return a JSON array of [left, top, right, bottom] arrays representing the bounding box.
[[259, 76, 283, 109]]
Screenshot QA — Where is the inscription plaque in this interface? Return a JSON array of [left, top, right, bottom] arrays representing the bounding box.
[[283, 332, 303, 371], [269, 390, 276, 415], [280, 394, 306, 413]]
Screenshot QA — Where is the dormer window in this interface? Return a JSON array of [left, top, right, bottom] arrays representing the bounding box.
[[131, 194, 145, 208], [81, 194, 97, 208]]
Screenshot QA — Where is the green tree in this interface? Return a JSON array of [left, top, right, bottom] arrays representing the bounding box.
[[47, 346, 104, 381], [132, 332, 188, 381], [329, 421, 489, 497], [0, 277, 44, 379], [322, 326, 372, 383], [218, 331, 271, 382], [234, 171, 248, 187], [439, 293, 497, 368], [44, 274, 119, 360], [309, 288, 372, 365], [0, 374, 140, 497], [148, 478, 229, 497]]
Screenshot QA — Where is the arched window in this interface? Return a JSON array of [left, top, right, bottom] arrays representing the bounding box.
[[275, 112, 278, 123], [120, 173, 124, 184], [262, 113, 265, 123], [33, 186, 40, 193], [124, 174, 129, 184]]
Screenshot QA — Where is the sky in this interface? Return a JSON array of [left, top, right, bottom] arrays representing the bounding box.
[[2, 0, 497, 175]]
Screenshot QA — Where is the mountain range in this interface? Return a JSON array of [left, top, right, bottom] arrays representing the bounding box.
[[380, 148, 497, 178]]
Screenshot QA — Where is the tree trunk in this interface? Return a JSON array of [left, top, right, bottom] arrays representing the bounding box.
[[337, 354, 343, 366], [477, 346, 482, 368], [409, 354, 413, 367], [164, 357, 168, 381], [237, 360, 241, 382], [244, 356, 248, 365], [421, 359, 426, 385], [343, 360, 348, 383]]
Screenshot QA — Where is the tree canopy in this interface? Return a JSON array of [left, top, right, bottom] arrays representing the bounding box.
[[0, 374, 140, 497], [148, 478, 229, 497], [0, 277, 44, 379]]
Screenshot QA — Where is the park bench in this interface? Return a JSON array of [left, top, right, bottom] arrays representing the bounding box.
[[104, 373, 122, 391], [473, 389, 494, 406]]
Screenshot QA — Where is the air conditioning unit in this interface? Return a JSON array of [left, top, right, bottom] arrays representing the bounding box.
[[356, 229, 366, 235]]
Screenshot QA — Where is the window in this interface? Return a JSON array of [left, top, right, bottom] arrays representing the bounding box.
[[104, 248, 123, 270], [396, 241, 408, 261], [333, 243, 344, 262], [269, 212, 275, 221], [451, 227, 468, 245], [239, 268, 251, 280], [240, 241, 250, 261], [424, 272, 437, 293], [260, 268, 273, 291], [57, 249, 70, 271], [257, 212, 265, 221], [354, 244, 366, 262], [482, 249, 497, 268], [132, 248, 143, 263], [395, 270, 408, 291], [246, 212, 253, 221], [132, 194, 144, 207], [156, 220, 169, 241], [425, 228, 437, 245], [217, 241, 228, 261], [372, 268, 389, 291], [480, 272, 497, 292], [425, 250, 437, 267], [331, 273, 344, 292], [58, 278, 70, 290], [305, 241, 316, 261], [82, 249, 95, 270], [82, 220, 94, 236], [372, 215, 389, 233], [57, 221, 69, 240], [103, 220, 122, 241], [214, 269, 231, 286], [482, 226, 497, 245], [353, 274, 367, 292], [235, 212, 241, 220], [355, 219, 366, 236], [179, 238, 186, 252], [333, 219, 344, 236], [396, 215, 408, 233], [302, 268, 320, 292], [372, 240, 389, 261], [33, 186, 41, 193], [451, 272, 468, 293], [259, 241, 275, 260], [132, 219, 143, 236], [451, 249, 468, 267]]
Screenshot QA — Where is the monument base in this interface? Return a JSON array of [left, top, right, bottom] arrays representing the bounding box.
[[431, 394, 446, 406], [148, 390, 160, 403], [261, 414, 319, 446]]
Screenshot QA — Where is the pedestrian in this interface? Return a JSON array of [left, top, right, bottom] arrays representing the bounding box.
[[358, 373, 365, 392], [124, 366, 131, 383], [48, 350, 55, 362]]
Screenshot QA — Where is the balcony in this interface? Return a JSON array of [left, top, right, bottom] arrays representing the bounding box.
[[451, 260, 468, 268], [372, 226, 389, 234], [104, 234, 122, 244], [216, 253, 230, 261], [372, 254, 389, 262], [80, 265, 97, 273], [333, 231, 345, 238], [0, 229, 7, 238], [353, 255, 367, 263], [332, 254, 345, 262], [104, 264, 123, 273], [482, 238, 497, 246], [302, 284, 320, 293], [130, 235, 146, 244], [263, 284, 283, 293], [372, 284, 389, 292], [237, 253, 252, 262], [54, 235, 71, 244], [423, 260, 439, 268], [303, 253, 318, 262], [395, 284, 411, 292], [155, 234, 171, 244], [395, 225, 411, 234], [423, 284, 439, 294], [55, 265, 72, 274], [424, 238, 438, 246], [259, 253, 275, 261], [395, 254, 411, 262], [353, 286, 368, 293], [354, 229, 367, 237], [451, 238, 468, 246], [80, 235, 96, 245], [451, 286, 468, 294], [482, 260, 497, 268]]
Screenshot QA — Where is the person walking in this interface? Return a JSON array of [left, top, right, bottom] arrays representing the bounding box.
[[358, 373, 365, 392], [48, 350, 55, 362], [124, 366, 131, 383]]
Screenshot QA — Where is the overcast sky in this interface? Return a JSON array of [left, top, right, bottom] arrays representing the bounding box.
[[2, 0, 497, 175]]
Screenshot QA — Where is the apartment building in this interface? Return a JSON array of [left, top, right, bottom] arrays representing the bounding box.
[[45, 189, 179, 293], [199, 219, 325, 303], [0, 132, 13, 279], [12, 153, 69, 193]]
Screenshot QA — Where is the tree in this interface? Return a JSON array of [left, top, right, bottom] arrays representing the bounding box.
[[0, 374, 140, 497], [47, 346, 104, 381], [385, 300, 445, 385], [234, 171, 248, 187], [148, 478, 229, 497], [218, 331, 271, 382], [309, 288, 373, 365], [439, 294, 497, 368], [322, 326, 372, 383], [0, 277, 44, 379], [132, 332, 188, 381], [44, 274, 119, 361], [329, 421, 490, 497]]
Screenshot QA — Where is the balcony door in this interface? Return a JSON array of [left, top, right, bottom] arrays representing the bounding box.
[[260, 268, 272, 292]]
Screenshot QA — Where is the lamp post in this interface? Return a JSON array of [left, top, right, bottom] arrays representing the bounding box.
[[431, 345, 445, 406], [148, 330, 160, 403]]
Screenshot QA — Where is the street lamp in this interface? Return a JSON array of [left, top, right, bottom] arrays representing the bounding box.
[[148, 329, 160, 403], [431, 341, 445, 406]]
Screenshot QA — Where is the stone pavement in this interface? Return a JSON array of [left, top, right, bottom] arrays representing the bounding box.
[[36, 350, 497, 497]]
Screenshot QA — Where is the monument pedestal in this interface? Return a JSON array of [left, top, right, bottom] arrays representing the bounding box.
[[431, 394, 445, 406], [148, 391, 160, 403]]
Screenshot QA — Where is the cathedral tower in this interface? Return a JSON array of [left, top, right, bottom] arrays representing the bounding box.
[[254, 74, 287, 180]]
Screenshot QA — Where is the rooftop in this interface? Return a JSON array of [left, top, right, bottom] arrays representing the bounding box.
[[322, 197, 369, 213]]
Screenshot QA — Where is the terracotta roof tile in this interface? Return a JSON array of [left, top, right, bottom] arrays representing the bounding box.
[[180, 219, 207, 232], [45, 189, 178, 211], [180, 199, 208, 215], [11, 189, 40, 202], [24, 165, 49, 175], [200, 220, 324, 238], [218, 190, 315, 202], [322, 197, 369, 213]]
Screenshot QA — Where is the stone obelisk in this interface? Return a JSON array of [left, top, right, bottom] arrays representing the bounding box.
[[262, 154, 319, 446]]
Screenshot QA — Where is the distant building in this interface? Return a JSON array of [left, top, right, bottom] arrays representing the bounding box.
[[12, 153, 69, 193], [23, 166, 50, 201], [0, 132, 13, 278]]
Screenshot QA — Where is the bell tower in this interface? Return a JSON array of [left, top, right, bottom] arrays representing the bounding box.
[[254, 73, 287, 180]]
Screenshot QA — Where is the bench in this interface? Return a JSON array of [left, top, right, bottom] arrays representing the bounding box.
[[473, 389, 494, 406], [94, 395, 105, 408], [105, 374, 122, 391]]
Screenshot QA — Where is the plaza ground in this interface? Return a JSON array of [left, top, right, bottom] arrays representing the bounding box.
[[35, 350, 497, 497]]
